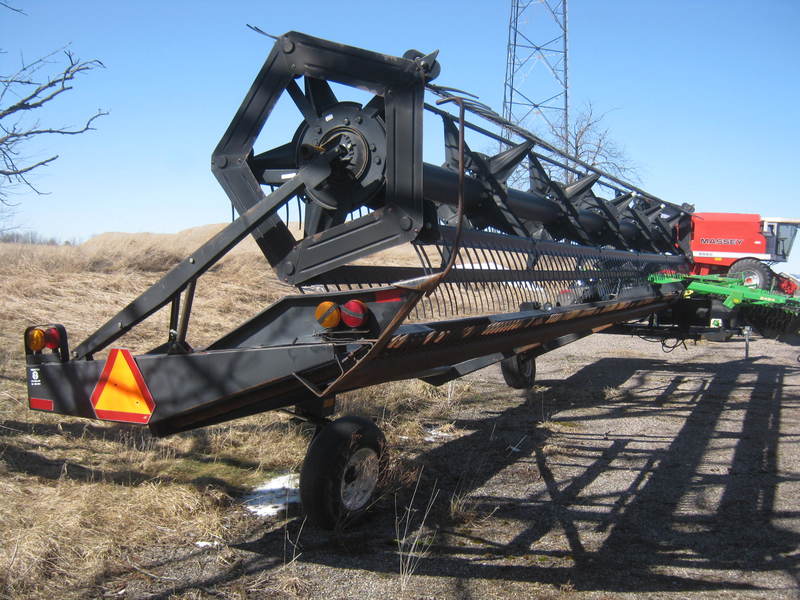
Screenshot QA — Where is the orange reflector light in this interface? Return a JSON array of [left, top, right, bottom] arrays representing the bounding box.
[[341, 299, 368, 328], [315, 301, 341, 329], [90, 349, 155, 424], [26, 328, 46, 352]]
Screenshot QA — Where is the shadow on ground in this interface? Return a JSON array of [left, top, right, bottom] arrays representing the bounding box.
[[0, 419, 263, 496]]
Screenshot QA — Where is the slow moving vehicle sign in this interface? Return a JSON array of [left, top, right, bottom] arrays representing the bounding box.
[[90, 349, 155, 423]]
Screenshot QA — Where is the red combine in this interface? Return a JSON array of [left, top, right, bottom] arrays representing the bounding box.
[[689, 213, 800, 295]]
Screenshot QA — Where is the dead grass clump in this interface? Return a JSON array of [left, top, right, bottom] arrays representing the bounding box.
[[383, 455, 424, 493], [395, 472, 439, 593], [337, 380, 425, 422], [446, 450, 497, 528], [339, 379, 471, 424], [337, 379, 473, 451], [424, 380, 472, 419], [203, 417, 308, 474], [386, 419, 427, 446], [449, 488, 497, 528]]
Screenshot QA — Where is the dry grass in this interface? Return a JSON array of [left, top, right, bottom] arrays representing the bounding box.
[[0, 392, 309, 598], [0, 228, 477, 599], [0, 229, 304, 598], [395, 473, 439, 593], [337, 378, 473, 449], [0, 477, 228, 597]]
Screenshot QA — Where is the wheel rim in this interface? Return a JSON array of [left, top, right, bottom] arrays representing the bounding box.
[[518, 356, 532, 381], [740, 270, 760, 287], [340, 447, 379, 511]]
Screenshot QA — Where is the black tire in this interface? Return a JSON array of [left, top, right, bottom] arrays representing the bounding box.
[[500, 354, 536, 389], [728, 258, 773, 290], [299, 415, 386, 529]]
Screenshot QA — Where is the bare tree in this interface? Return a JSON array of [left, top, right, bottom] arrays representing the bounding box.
[[547, 101, 637, 185], [503, 101, 637, 190], [1, 3, 106, 203]]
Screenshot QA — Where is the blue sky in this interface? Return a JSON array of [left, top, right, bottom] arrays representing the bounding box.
[[3, 1, 799, 272]]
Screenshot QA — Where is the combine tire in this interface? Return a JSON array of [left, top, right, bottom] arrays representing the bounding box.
[[300, 415, 386, 529], [728, 258, 773, 290], [500, 354, 536, 389]]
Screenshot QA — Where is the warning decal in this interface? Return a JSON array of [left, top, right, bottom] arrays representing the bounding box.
[[90, 349, 155, 424]]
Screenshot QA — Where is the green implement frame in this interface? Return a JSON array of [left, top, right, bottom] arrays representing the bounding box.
[[649, 273, 800, 312]]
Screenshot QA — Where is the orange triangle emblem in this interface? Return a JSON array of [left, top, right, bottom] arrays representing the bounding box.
[[90, 349, 155, 424]]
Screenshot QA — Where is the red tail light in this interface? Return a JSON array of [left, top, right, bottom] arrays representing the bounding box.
[[43, 327, 61, 350], [341, 299, 369, 328]]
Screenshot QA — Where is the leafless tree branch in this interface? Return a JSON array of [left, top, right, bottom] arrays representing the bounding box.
[[0, 2, 24, 15], [0, 154, 57, 177], [0, 46, 106, 203]]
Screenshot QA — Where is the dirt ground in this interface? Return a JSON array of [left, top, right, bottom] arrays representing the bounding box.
[[88, 333, 800, 600]]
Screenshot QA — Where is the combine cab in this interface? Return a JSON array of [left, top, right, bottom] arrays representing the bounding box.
[[22, 32, 799, 528]]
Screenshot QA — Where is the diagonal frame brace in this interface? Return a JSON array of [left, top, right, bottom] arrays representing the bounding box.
[[73, 157, 333, 360]]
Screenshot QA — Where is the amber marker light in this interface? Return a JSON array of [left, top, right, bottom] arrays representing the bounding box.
[[315, 301, 341, 329], [26, 328, 46, 352]]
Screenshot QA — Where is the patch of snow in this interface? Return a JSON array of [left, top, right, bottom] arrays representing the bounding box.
[[244, 473, 300, 517], [195, 541, 221, 548], [424, 426, 456, 443]]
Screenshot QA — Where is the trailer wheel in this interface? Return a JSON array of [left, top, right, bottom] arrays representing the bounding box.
[[728, 258, 773, 290], [500, 354, 536, 389], [299, 415, 386, 529]]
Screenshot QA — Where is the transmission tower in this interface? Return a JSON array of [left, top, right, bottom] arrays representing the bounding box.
[[502, 0, 569, 161]]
